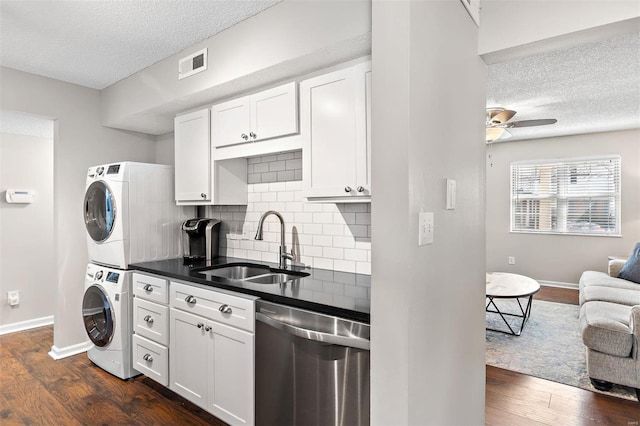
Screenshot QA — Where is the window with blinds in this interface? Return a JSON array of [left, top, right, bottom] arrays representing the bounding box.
[[510, 155, 621, 236]]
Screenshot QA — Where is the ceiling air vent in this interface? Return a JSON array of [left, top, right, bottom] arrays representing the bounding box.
[[179, 48, 207, 80]]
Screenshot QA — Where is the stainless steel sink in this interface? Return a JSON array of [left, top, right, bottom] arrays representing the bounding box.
[[200, 265, 270, 280], [196, 263, 309, 284], [244, 273, 304, 284]]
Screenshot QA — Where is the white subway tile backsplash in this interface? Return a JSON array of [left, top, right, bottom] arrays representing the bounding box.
[[323, 247, 344, 260], [313, 212, 333, 224], [205, 151, 371, 275], [323, 224, 344, 236]]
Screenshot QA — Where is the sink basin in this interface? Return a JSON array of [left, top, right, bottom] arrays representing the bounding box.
[[199, 264, 270, 280], [196, 263, 309, 284], [244, 273, 305, 284]]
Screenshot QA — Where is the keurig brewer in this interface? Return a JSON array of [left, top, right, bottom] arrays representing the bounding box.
[[181, 218, 221, 261]]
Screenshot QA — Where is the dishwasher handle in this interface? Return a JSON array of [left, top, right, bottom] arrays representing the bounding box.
[[256, 311, 370, 351]]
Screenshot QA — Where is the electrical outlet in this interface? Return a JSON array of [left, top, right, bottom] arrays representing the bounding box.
[[418, 212, 434, 246], [7, 290, 20, 306], [508, 256, 516, 265]]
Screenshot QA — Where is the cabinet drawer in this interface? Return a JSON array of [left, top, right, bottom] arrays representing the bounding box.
[[134, 298, 169, 346], [170, 281, 255, 332], [133, 273, 168, 304], [132, 334, 168, 386]]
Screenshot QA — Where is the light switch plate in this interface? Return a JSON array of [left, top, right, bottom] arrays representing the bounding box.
[[446, 179, 456, 210], [418, 212, 434, 246]]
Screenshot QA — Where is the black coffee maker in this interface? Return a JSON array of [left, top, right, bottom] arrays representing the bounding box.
[[181, 218, 221, 261]]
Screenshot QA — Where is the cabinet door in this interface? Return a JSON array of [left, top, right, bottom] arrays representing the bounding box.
[[175, 109, 211, 202], [251, 82, 298, 142], [211, 97, 251, 148], [169, 308, 208, 408], [301, 67, 358, 198], [207, 322, 254, 426], [355, 65, 372, 195]]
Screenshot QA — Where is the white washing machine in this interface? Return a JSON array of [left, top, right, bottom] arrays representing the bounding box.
[[83, 162, 190, 269], [82, 262, 139, 379]]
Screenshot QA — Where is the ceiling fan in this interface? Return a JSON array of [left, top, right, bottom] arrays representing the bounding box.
[[486, 107, 557, 143]]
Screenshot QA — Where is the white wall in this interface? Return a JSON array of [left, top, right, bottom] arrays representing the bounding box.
[[101, 0, 372, 135], [486, 129, 640, 284], [155, 132, 175, 165], [0, 131, 54, 330], [371, 1, 486, 424], [479, 1, 640, 61], [0, 67, 156, 352]]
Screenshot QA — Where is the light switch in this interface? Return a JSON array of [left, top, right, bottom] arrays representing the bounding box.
[[418, 212, 434, 246], [446, 179, 456, 210]]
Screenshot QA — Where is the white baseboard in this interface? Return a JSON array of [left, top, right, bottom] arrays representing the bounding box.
[[0, 315, 54, 335], [49, 341, 92, 360], [539, 280, 579, 290]]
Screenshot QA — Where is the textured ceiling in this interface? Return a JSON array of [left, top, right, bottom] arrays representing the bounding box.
[[0, 1, 638, 142], [0, 0, 281, 90], [487, 31, 640, 142]]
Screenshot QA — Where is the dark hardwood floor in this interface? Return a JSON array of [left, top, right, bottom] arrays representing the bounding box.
[[0, 286, 637, 425]]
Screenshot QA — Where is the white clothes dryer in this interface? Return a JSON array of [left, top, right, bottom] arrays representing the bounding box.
[[82, 262, 139, 379], [84, 162, 190, 269]]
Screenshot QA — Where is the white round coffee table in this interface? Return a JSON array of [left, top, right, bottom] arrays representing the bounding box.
[[486, 272, 540, 336]]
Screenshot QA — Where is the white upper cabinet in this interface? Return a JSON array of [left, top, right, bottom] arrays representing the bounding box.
[[174, 109, 211, 203], [174, 108, 248, 206], [211, 82, 298, 148], [301, 61, 371, 202]]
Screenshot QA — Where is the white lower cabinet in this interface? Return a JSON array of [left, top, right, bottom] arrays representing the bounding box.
[[169, 282, 255, 426], [132, 273, 170, 386]]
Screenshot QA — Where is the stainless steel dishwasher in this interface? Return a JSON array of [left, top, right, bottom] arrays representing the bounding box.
[[255, 300, 370, 426]]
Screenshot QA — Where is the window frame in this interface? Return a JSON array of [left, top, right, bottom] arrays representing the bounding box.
[[510, 155, 622, 237]]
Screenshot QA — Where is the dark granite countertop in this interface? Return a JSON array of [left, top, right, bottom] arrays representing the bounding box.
[[131, 257, 370, 323]]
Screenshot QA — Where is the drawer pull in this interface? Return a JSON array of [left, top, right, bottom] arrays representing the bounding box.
[[143, 315, 154, 324], [219, 304, 232, 314], [205, 325, 212, 332], [143, 284, 153, 292], [197, 322, 204, 329], [185, 295, 197, 305], [143, 353, 153, 362]]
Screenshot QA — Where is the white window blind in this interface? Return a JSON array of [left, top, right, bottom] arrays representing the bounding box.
[[511, 155, 621, 236]]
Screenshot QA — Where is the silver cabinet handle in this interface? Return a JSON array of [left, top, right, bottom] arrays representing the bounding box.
[[219, 304, 232, 314], [241, 133, 248, 140], [249, 132, 257, 139], [185, 295, 197, 305], [143, 284, 153, 292], [143, 315, 154, 324], [201, 193, 206, 199], [143, 353, 153, 362], [357, 186, 365, 193], [204, 325, 212, 332], [197, 322, 204, 329], [344, 186, 352, 193]]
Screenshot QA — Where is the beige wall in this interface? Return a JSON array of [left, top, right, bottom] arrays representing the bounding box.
[[0, 132, 54, 328], [371, 1, 487, 424], [486, 129, 640, 284], [0, 67, 156, 351]]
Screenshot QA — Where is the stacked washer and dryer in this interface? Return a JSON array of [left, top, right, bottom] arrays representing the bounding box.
[[81, 162, 189, 379]]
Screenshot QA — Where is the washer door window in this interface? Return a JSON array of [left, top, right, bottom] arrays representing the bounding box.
[[82, 285, 114, 347], [84, 181, 116, 242]]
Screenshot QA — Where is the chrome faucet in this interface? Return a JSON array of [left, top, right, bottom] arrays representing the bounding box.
[[255, 210, 294, 269]]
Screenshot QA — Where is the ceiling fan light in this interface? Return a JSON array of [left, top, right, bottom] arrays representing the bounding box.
[[486, 127, 505, 143]]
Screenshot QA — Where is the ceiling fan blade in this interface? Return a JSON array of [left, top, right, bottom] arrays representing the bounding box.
[[489, 109, 516, 125], [504, 119, 557, 128]]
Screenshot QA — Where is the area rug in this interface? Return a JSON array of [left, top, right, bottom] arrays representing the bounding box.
[[486, 298, 637, 401]]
